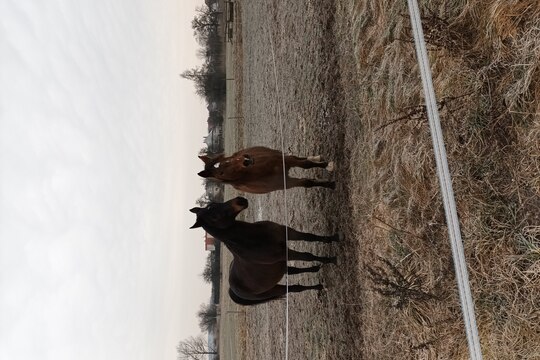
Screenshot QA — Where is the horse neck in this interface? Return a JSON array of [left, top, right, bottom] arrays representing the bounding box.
[[203, 221, 252, 244], [204, 221, 261, 259]]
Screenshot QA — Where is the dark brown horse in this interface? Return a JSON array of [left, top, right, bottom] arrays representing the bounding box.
[[198, 146, 335, 194], [189, 197, 339, 305]]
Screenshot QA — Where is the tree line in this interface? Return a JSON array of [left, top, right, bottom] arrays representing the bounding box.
[[181, 1, 226, 105], [178, 2, 226, 358]]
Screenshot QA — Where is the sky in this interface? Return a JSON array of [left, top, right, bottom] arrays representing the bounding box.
[[0, 0, 211, 359]]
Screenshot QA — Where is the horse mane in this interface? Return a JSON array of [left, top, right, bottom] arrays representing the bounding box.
[[228, 288, 284, 306]]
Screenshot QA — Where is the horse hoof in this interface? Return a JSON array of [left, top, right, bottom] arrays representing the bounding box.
[[323, 257, 337, 265], [326, 161, 335, 172], [330, 232, 342, 242], [308, 155, 322, 162]]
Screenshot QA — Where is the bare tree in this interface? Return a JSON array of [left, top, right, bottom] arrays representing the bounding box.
[[197, 303, 218, 332], [199, 147, 209, 156], [180, 67, 208, 98], [181, 66, 225, 102], [177, 335, 217, 360], [201, 252, 217, 283], [196, 193, 210, 207], [191, 5, 220, 41]]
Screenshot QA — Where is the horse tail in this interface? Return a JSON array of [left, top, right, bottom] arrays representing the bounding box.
[[228, 288, 284, 306]]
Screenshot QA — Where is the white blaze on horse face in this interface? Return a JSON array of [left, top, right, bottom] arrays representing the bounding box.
[[231, 157, 240, 166], [220, 158, 233, 167]]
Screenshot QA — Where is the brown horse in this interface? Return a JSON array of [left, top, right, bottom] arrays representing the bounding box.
[[189, 197, 339, 305], [198, 146, 335, 193]]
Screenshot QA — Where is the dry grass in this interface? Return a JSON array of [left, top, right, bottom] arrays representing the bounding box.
[[340, 0, 540, 358]]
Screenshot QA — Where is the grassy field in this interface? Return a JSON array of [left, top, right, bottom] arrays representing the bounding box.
[[218, 0, 540, 359]]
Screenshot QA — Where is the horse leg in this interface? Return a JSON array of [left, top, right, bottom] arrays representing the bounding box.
[[269, 284, 324, 294], [307, 156, 335, 172], [287, 227, 340, 243], [288, 265, 321, 275], [286, 177, 336, 190], [289, 249, 337, 265], [285, 155, 334, 171], [288, 284, 324, 292]]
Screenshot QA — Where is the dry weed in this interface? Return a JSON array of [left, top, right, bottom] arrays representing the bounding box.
[[366, 256, 439, 309]]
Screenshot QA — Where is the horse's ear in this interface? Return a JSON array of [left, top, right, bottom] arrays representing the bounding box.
[[199, 155, 211, 164], [190, 219, 202, 229], [198, 170, 211, 178], [199, 153, 225, 165], [189, 207, 202, 214]]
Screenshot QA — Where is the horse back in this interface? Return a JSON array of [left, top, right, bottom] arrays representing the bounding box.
[[233, 146, 283, 158]]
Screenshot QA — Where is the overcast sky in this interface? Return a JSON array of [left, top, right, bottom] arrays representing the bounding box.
[[0, 1, 211, 359]]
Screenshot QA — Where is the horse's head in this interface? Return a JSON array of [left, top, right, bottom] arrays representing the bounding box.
[[189, 197, 249, 230], [198, 153, 225, 179], [198, 153, 254, 181]]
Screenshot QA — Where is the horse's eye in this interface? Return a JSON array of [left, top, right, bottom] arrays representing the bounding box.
[[242, 155, 253, 166]]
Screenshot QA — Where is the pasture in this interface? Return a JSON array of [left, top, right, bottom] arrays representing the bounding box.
[[219, 0, 540, 359]]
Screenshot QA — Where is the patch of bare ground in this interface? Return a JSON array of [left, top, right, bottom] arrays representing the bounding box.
[[223, 0, 540, 359]]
